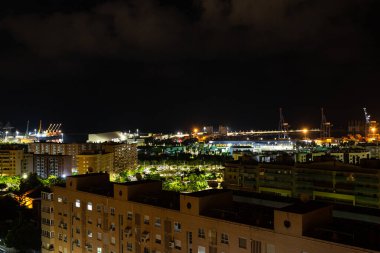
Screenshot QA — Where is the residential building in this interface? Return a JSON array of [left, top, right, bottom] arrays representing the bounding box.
[[224, 160, 380, 208], [103, 143, 138, 172], [76, 152, 114, 175], [42, 173, 380, 253], [34, 154, 72, 178], [0, 149, 24, 176], [28, 142, 103, 172]]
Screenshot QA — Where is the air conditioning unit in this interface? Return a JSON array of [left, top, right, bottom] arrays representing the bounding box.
[[168, 241, 175, 248]]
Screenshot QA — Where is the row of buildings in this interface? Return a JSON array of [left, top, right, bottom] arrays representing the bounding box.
[[224, 158, 380, 209], [41, 173, 380, 253], [0, 142, 138, 178]]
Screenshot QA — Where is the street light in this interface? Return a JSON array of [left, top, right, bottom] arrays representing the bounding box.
[[302, 128, 308, 140]]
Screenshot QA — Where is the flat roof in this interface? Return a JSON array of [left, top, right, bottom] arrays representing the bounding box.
[[129, 190, 180, 210], [183, 189, 231, 197], [279, 201, 331, 214], [114, 180, 161, 186], [67, 173, 109, 178]]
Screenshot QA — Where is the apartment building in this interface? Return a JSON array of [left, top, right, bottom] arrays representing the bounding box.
[[34, 154, 72, 178], [41, 173, 380, 253], [28, 142, 137, 174], [103, 143, 138, 172], [28, 143, 103, 171], [76, 152, 114, 175], [224, 160, 380, 208], [0, 149, 24, 176]]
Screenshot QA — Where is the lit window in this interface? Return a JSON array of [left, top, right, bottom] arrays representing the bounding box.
[[97, 247, 102, 253], [88, 231, 93, 238], [58, 197, 63, 203], [75, 199, 80, 208], [87, 202, 93, 211], [174, 222, 181, 232]]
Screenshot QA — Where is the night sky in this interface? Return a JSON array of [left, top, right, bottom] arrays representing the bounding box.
[[0, 0, 379, 134]]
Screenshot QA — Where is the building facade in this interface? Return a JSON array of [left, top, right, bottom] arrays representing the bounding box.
[[28, 143, 103, 172], [224, 160, 380, 208], [76, 152, 114, 175], [41, 174, 380, 253], [34, 154, 72, 178], [0, 149, 24, 176], [103, 143, 138, 172]]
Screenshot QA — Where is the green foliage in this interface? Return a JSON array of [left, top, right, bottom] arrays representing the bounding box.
[[0, 176, 21, 191]]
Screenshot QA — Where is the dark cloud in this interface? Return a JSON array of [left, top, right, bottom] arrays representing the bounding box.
[[1, 0, 378, 61], [0, 0, 379, 132]]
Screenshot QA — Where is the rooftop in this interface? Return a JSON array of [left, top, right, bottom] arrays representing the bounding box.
[[183, 189, 231, 198], [279, 201, 331, 214], [129, 190, 180, 210], [67, 172, 109, 178], [114, 179, 161, 186], [202, 201, 274, 229]]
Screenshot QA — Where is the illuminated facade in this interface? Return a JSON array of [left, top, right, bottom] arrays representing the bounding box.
[[103, 143, 138, 172], [76, 152, 114, 175], [41, 173, 380, 253], [0, 149, 24, 176], [28, 143, 103, 171], [34, 154, 72, 178]]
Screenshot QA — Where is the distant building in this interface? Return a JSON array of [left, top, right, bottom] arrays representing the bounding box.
[[0, 149, 24, 176], [76, 152, 114, 175], [28, 142, 103, 171], [296, 151, 370, 164], [348, 120, 366, 136], [224, 160, 380, 208], [41, 173, 380, 253], [88, 131, 127, 143], [218, 125, 228, 135], [103, 143, 138, 172], [203, 126, 214, 134], [34, 154, 72, 178]]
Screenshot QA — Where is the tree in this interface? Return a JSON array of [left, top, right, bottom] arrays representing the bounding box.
[[5, 222, 41, 251]]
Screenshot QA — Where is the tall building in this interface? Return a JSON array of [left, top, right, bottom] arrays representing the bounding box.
[[103, 143, 138, 172], [41, 173, 380, 253], [0, 149, 24, 176], [77, 152, 114, 175], [34, 154, 72, 178], [28, 142, 103, 172]]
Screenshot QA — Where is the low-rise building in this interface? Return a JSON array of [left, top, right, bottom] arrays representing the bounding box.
[[41, 173, 380, 253], [224, 160, 380, 208]]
